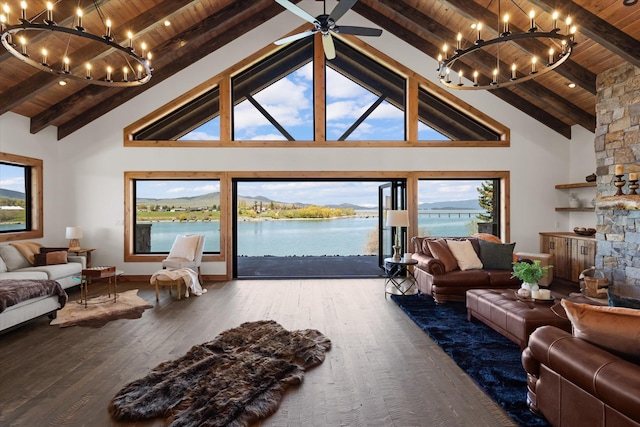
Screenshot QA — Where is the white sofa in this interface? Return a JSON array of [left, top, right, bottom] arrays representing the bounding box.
[[0, 245, 86, 332]]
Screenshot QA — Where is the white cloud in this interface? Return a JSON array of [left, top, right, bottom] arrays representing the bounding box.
[[249, 133, 287, 141], [181, 131, 220, 140], [326, 68, 372, 99], [418, 180, 485, 203]]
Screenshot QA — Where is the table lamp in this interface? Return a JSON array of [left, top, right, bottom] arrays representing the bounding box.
[[386, 210, 409, 261], [65, 226, 83, 251]]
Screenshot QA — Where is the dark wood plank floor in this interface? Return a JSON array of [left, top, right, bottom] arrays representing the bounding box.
[[0, 279, 517, 427]]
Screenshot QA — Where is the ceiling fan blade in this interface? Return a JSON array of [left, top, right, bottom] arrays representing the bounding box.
[[334, 26, 382, 37], [274, 30, 317, 45], [275, 0, 317, 24], [322, 33, 336, 60], [328, 0, 358, 23]]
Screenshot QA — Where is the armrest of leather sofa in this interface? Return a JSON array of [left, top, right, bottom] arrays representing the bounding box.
[[412, 252, 445, 275], [526, 325, 640, 422]]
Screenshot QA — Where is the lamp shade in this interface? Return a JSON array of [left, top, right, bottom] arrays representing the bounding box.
[[386, 210, 409, 227], [65, 226, 83, 239]]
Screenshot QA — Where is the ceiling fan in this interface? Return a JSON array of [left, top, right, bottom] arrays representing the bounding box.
[[274, 0, 383, 60]]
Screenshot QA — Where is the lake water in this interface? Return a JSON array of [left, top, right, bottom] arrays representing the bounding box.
[[142, 211, 482, 256]]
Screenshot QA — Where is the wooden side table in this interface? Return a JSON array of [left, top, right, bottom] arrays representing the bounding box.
[[68, 248, 96, 268]]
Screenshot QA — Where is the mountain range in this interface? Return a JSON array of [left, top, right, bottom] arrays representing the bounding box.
[[0, 189, 25, 200]]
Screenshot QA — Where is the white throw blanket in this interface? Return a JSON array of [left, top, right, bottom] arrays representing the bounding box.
[[150, 268, 206, 297]]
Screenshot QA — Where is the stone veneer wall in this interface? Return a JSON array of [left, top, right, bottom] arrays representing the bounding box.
[[595, 63, 640, 286]]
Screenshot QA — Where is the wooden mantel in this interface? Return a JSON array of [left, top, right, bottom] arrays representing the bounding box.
[[598, 195, 640, 210]]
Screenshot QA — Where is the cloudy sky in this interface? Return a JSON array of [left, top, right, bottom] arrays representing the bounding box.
[[134, 179, 484, 207], [0, 164, 25, 194], [181, 62, 448, 141]]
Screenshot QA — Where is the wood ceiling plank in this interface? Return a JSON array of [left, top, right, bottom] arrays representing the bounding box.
[[527, 0, 640, 69], [54, 0, 301, 140], [353, 0, 572, 138], [23, 0, 196, 133], [360, 0, 594, 132]]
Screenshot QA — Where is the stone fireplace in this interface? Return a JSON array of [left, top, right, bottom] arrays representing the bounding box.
[[595, 63, 640, 286]]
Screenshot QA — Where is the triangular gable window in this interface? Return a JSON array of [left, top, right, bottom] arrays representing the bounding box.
[[127, 32, 507, 145]]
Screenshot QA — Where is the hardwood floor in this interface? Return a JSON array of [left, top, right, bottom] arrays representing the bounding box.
[[0, 279, 516, 427]]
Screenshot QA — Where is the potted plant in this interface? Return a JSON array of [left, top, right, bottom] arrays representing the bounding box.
[[511, 260, 552, 294]]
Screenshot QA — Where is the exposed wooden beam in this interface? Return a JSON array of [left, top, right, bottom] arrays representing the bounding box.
[[371, 0, 595, 132], [433, 0, 596, 94], [352, 0, 573, 137], [7, 0, 194, 125], [55, 0, 300, 140], [528, 0, 640, 69]]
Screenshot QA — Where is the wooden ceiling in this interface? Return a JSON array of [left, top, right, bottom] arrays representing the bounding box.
[[1, 0, 639, 140]]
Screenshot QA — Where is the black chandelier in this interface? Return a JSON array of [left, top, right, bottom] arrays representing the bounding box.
[[437, 3, 577, 90], [0, 1, 152, 87]]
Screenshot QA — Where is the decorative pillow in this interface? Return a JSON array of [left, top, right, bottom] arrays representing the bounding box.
[[168, 235, 200, 261], [477, 239, 515, 270], [33, 250, 68, 266], [426, 239, 458, 272], [446, 239, 483, 271], [561, 299, 640, 362], [473, 233, 518, 262]]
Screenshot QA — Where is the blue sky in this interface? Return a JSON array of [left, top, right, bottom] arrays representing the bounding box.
[[0, 164, 25, 193], [136, 179, 484, 207]]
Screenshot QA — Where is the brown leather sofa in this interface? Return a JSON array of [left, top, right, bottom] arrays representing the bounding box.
[[522, 325, 640, 427], [411, 236, 521, 304]]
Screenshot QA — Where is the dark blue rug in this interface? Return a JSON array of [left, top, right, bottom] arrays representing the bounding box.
[[391, 293, 550, 427]]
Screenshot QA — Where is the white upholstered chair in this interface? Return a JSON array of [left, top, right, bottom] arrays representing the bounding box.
[[161, 234, 205, 283]]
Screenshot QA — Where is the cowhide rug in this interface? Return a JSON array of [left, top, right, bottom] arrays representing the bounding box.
[[109, 320, 331, 427], [50, 289, 152, 328]]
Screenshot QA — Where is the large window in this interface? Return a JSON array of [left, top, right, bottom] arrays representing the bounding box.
[[124, 172, 225, 262], [417, 176, 504, 239], [0, 153, 43, 242], [126, 34, 508, 147]]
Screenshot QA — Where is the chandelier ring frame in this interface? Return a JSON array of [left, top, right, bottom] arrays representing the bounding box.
[[1, 22, 152, 87], [437, 30, 575, 90]]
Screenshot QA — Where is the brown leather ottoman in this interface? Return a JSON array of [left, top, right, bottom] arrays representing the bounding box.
[[466, 289, 571, 349]]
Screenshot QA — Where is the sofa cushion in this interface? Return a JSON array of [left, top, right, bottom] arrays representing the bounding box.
[[0, 271, 49, 280], [427, 239, 458, 272], [0, 245, 31, 271], [0, 255, 6, 273], [478, 240, 515, 270], [446, 239, 483, 270], [561, 299, 640, 363], [28, 262, 82, 281], [34, 251, 68, 266]]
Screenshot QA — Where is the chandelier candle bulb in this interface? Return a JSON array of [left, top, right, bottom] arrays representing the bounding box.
[[128, 31, 133, 49], [566, 16, 572, 35], [552, 11, 558, 30], [40, 48, 46, 65], [3, 4, 9, 23], [511, 64, 516, 80], [19, 35, 26, 55], [46, 2, 53, 23], [492, 68, 498, 84], [63, 56, 69, 72], [458, 69, 463, 86], [531, 56, 537, 74], [529, 10, 536, 31], [105, 19, 111, 38], [502, 14, 509, 35], [123, 66, 128, 81], [141, 42, 147, 58], [548, 48, 554, 64], [137, 64, 142, 79], [20, 1, 25, 21], [473, 71, 478, 85], [456, 33, 461, 51], [76, 9, 83, 30], [476, 22, 482, 42], [106, 66, 112, 81], [85, 63, 91, 79]]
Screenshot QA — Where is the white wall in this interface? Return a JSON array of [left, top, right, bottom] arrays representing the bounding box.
[[1, 1, 596, 274]]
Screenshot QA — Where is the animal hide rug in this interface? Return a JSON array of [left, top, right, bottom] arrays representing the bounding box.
[[109, 320, 331, 427]]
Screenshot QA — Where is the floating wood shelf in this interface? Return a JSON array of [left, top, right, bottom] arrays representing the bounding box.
[[555, 182, 597, 189], [555, 207, 595, 212]]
